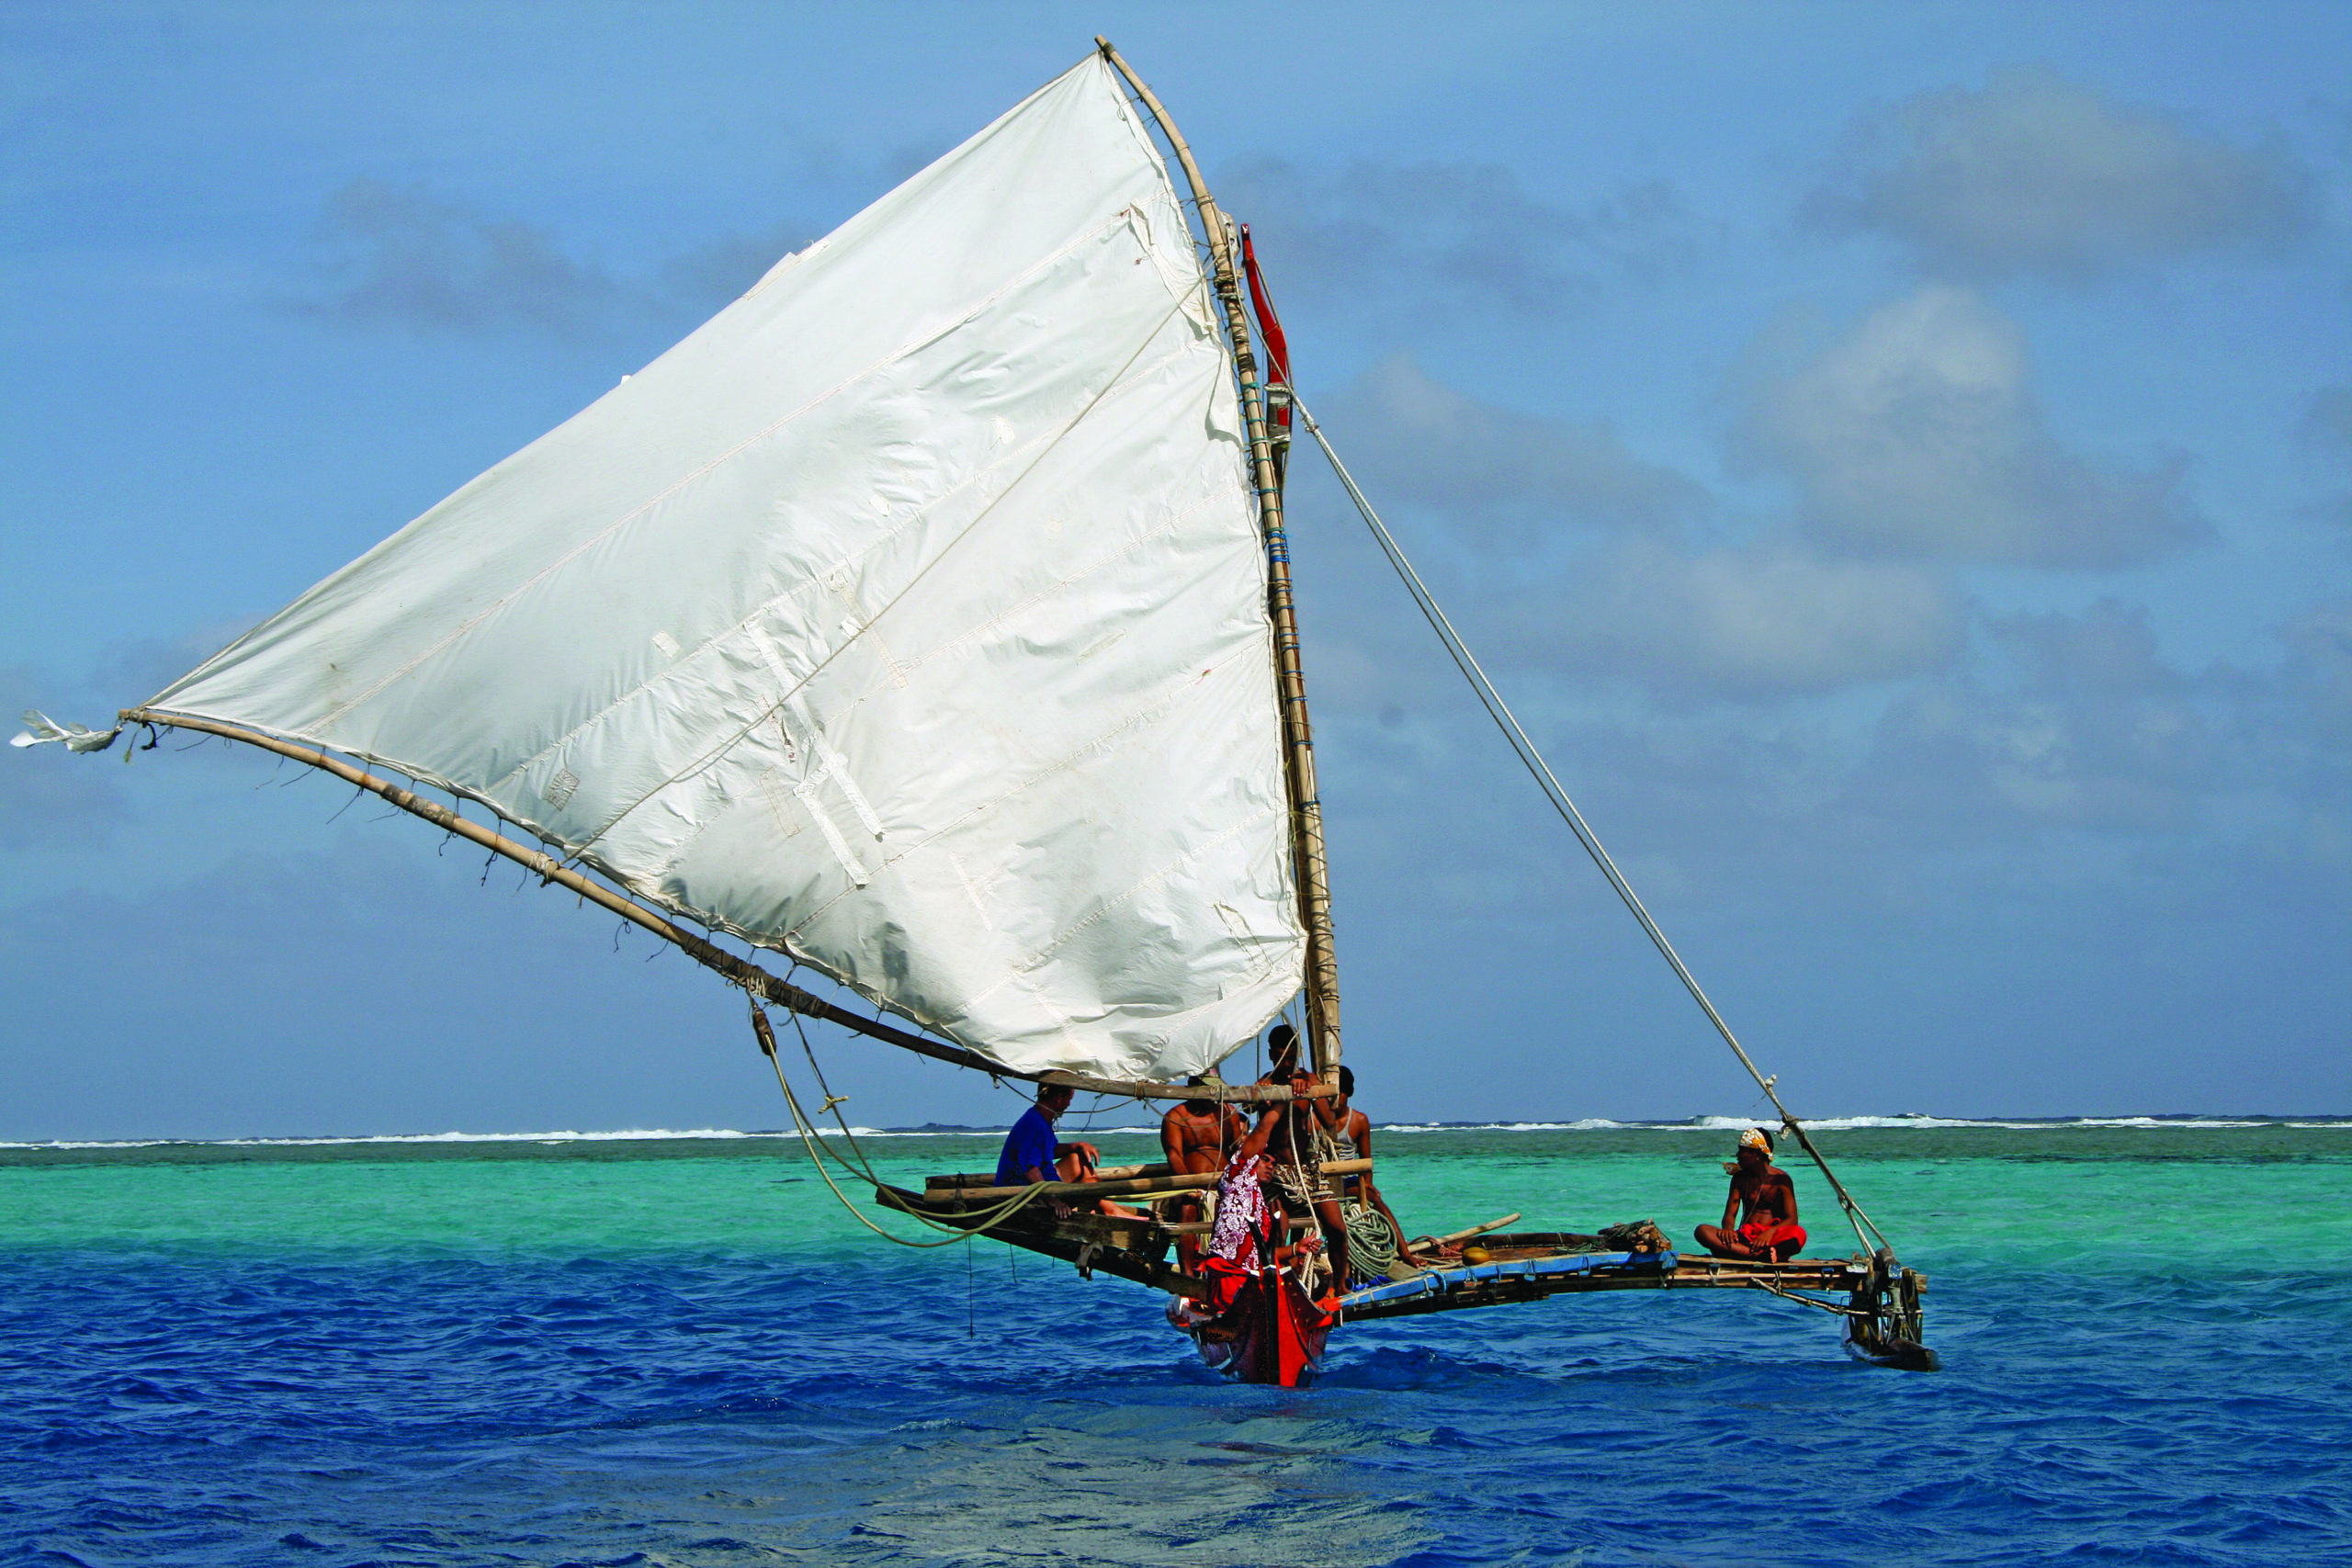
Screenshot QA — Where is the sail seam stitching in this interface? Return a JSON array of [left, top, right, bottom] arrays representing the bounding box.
[[787, 656, 1223, 933], [479, 244, 1214, 807], [831, 470, 1242, 712], [478, 428, 1051, 800], [785, 657, 1295, 1021], [459, 195, 1215, 801], [564, 300, 1198, 863], [481, 254, 1217, 806], [957, 803, 1286, 1019], [304, 207, 1150, 736]]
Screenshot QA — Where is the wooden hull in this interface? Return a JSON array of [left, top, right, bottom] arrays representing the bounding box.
[[876, 1181, 1333, 1386]]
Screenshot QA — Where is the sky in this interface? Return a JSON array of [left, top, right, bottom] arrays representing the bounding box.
[[4, 2, 2347, 1139]]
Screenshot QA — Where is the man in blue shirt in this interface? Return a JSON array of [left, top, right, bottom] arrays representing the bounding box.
[[995, 1083, 1143, 1216], [997, 1083, 1082, 1185]]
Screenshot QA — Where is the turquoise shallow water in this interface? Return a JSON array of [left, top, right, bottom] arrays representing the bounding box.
[[4, 1122, 2348, 1564]]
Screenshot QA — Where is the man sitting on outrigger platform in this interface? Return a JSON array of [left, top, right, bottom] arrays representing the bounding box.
[[1694, 1126, 1807, 1262], [996, 1082, 1144, 1218]]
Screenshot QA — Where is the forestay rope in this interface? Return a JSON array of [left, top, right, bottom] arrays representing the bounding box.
[[748, 998, 1057, 1247], [1293, 397, 1894, 1259]]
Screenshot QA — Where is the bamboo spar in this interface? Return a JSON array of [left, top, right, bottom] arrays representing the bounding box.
[[119, 708, 1329, 1107], [1094, 38, 1343, 1086], [922, 1158, 1371, 1206]]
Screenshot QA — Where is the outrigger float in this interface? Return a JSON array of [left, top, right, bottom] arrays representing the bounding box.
[[20, 39, 1932, 1385]]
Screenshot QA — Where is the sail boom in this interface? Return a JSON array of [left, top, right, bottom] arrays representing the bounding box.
[[124, 708, 1317, 1106]]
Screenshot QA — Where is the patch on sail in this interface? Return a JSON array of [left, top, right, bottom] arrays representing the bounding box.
[[795, 777, 870, 887], [542, 768, 580, 809], [946, 850, 995, 931], [798, 718, 883, 841]]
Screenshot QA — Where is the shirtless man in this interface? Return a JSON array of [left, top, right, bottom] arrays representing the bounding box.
[[1318, 1066, 1409, 1266], [1159, 1077, 1246, 1270], [1281, 1067, 1351, 1288], [1694, 1127, 1807, 1262], [1257, 1021, 1303, 1085], [1246, 1024, 1347, 1282]]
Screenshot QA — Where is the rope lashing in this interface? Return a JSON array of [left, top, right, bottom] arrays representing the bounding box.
[[1295, 397, 1893, 1260]]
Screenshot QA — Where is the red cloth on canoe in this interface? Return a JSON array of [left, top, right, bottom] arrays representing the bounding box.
[[1737, 1218, 1806, 1257], [1194, 1257, 1253, 1314]]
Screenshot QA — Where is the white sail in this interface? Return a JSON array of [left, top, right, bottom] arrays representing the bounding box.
[[146, 56, 1304, 1082]]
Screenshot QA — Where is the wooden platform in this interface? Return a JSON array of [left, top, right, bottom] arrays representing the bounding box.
[[882, 1174, 1935, 1369], [874, 1180, 1206, 1298], [866, 1129, 1931, 1371], [1335, 1234, 1871, 1322], [880, 1187, 1876, 1319]]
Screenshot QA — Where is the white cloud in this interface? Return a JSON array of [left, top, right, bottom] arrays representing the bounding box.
[[293, 180, 804, 337], [1844, 599, 2351, 866], [1322, 355, 1705, 547], [1533, 537, 1961, 699], [1301, 358, 1959, 701], [1860, 601, 2210, 835], [1222, 159, 1706, 316], [1740, 286, 2206, 568], [1328, 594, 2352, 931], [300, 179, 633, 336], [1805, 66, 2313, 281]]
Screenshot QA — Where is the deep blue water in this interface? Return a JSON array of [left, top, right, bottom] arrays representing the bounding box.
[[5, 1129, 2349, 1565]]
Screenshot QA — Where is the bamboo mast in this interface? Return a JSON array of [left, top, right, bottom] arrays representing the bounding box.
[[119, 707, 1322, 1106], [1094, 38, 1343, 1085]]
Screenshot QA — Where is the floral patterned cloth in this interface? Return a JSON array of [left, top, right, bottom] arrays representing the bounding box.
[[1206, 1152, 1273, 1269]]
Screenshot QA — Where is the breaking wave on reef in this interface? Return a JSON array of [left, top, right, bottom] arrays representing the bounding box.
[[1373, 1112, 2352, 1134], [6, 1113, 2344, 1152], [0, 1126, 911, 1151]]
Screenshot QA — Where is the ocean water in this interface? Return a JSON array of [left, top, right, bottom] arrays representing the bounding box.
[[4, 1121, 2348, 1566]]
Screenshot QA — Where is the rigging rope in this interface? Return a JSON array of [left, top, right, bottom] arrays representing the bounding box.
[[749, 1000, 1057, 1248], [1294, 397, 1893, 1259]]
